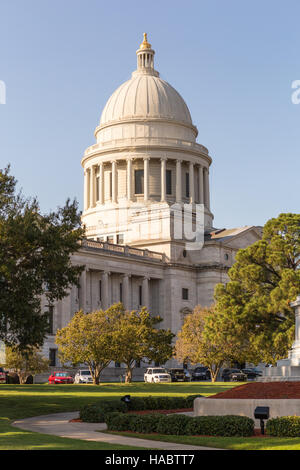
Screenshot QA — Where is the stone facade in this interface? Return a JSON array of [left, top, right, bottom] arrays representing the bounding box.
[[40, 35, 262, 377]]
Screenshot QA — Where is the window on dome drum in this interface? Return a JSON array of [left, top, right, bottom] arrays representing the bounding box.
[[115, 362, 121, 368], [182, 288, 189, 300], [185, 173, 190, 198], [166, 169, 172, 195], [96, 176, 100, 201], [109, 172, 112, 199], [135, 169, 144, 195]]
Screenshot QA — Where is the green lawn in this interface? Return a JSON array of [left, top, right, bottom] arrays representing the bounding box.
[[105, 431, 300, 451], [5, 380, 300, 450], [0, 381, 236, 450]]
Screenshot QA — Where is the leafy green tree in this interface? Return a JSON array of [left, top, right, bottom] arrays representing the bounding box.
[[56, 308, 118, 385], [5, 346, 50, 384], [214, 213, 300, 365], [174, 306, 239, 382], [0, 166, 84, 349], [110, 304, 175, 383]]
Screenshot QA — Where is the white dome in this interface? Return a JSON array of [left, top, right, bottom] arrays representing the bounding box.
[[100, 74, 193, 127]]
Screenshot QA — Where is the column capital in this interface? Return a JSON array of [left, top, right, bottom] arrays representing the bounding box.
[[143, 156, 150, 161]]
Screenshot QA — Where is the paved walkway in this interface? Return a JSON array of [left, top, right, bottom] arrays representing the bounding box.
[[12, 412, 221, 450]]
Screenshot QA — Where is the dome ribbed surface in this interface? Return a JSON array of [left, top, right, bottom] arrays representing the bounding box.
[[100, 74, 192, 126]]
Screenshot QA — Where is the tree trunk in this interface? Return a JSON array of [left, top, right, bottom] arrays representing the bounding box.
[[125, 367, 133, 383]]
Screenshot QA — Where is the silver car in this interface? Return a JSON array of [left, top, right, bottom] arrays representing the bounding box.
[[74, 369, 93, 384]]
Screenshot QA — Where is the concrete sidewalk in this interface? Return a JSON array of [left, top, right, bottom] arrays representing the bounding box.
[[12, 412, 221, 450]]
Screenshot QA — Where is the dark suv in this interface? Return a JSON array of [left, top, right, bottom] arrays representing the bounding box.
[[168, 368, 186, 382], [191, 367, 211, 381], [221, 368, 247, 382]]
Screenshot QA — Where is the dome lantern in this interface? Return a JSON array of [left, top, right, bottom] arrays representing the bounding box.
[[136, 33, 158, 76]]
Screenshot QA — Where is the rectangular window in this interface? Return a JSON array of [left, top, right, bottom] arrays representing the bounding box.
[[166, 169, 172, 195], [107, 235, 114, 244], [47, 306, 54, 335], [135, 169, 144, 195], [96, 176, 100, 201], [120, 283, 123, 302], [115, 361, 121, 368], [139, 285, 142, 306], [117, 234, 124, 244], [99, 280, 102, 301], [185, 173, 190, 198], [109, 172, 112, 199], [49, 349, 57, 367], [182, 288, 189, 300]]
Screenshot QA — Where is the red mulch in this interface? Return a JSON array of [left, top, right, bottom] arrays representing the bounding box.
[[209, 381, 300, 399]]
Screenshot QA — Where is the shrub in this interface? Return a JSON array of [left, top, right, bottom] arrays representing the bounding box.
[[80, 400, 127, 423], [266, 416, 300, 437], [186, 415, 254, 437], [81, 396, 204, 423], [156, 414, 192, 435], [104, 412, 254, 436]]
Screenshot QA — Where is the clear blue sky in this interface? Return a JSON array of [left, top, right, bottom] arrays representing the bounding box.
[[0, 0, 299, 229]]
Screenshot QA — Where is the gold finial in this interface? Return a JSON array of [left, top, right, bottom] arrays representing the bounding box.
[[139, 32, 151, 50]]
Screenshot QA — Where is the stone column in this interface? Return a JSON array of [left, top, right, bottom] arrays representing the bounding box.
[[90, 166, 96, 208], [176, 159, 182, 203], [204, 167, 210, 210], [189, 162, 195, 203], [111, 160, 117, 203], [84, 169, 89, 210], [102, 271, 110, 310], [142, 276, 150, 310], [144, 157, 150, 202], [122, 274, 131, 310], [127, 158, 133, 202], [198, 165, 204, 204], [99, 162, 104, 205], [160, 157, 167, 202]]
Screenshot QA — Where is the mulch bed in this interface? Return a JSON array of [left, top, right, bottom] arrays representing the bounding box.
[[209, 381, 300, 399]]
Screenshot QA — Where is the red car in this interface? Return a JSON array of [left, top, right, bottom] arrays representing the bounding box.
[[48, 371, 74, 384], [0, 367, 6, 384]]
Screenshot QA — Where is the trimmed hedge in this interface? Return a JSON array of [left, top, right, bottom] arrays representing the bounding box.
[[80, 395, 202, 423], [266, 416, 300, 437], [105, 412, 255, 437], [186, 415, 254, 437], [80, 400, 127, 423]]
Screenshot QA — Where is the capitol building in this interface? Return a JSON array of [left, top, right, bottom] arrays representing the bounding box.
[[42, 35, 261, 375]]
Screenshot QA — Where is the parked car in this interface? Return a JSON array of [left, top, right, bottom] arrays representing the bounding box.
[[221, 368, 247, 382], [74, 369, 93, 384], [0, 367, 6, 384], [144, 367, 171, 383], [168, 368, 186, 382], [192, 367, 211, 381], [48, 371, 74, 384], [242, 368, 263, 380]]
